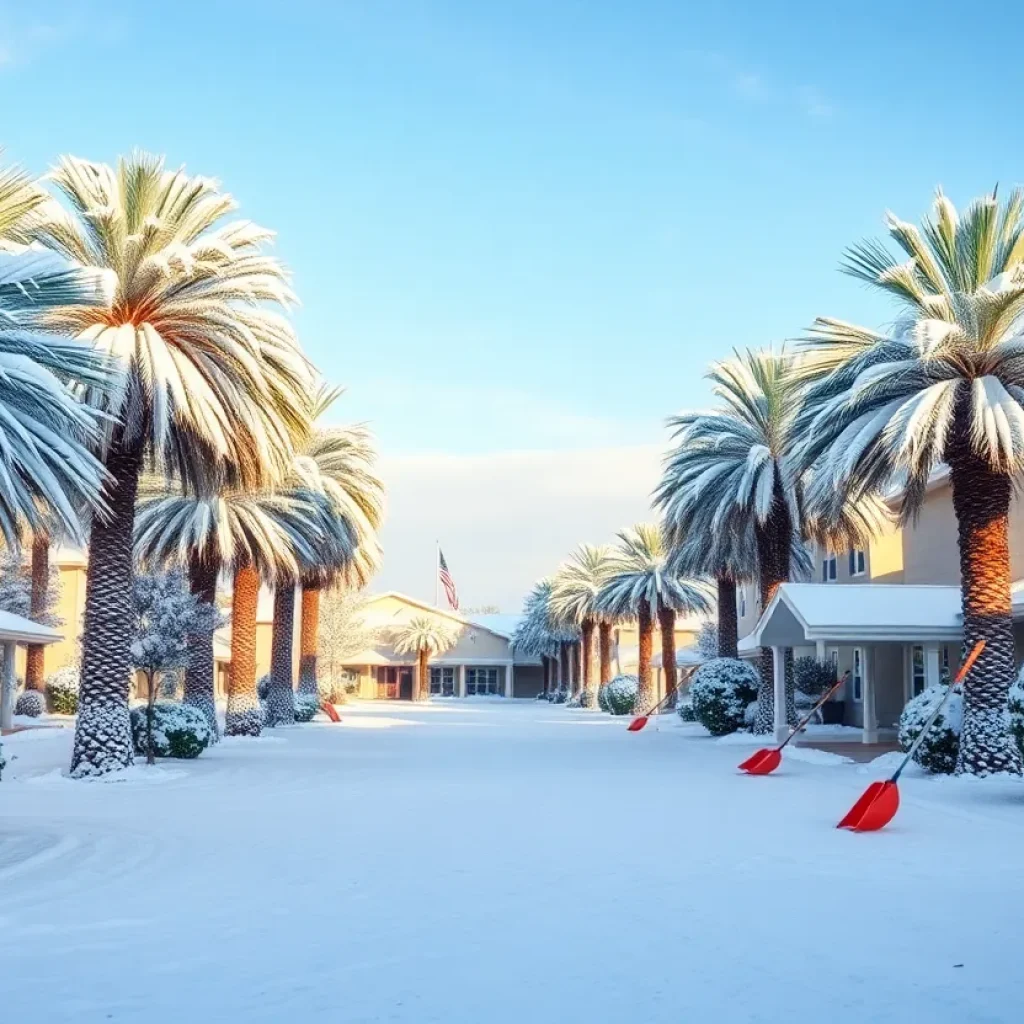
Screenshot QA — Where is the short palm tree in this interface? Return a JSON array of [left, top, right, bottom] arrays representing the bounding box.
[[596, 523, 712, 710], [550, 544, 614, 707], [291, 385, 384, 705], [29, 154, 311, 775], [136, 486, 351, 736], [796, 189, 1024, 775], [512, 579, 577, 695], [393, 616, 459, 701]]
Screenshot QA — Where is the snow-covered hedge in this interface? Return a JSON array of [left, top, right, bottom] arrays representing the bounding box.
[[566, 693, 582, 709], [690, 658, 760, 736], [1009, 669, 1024, 759], [130, 701, 213, 759], [294, 693, 320, 722], [597, 684, 610, 712], [605, 675, 639, 716], [677, 700, 697, 722], [257, 674, 271, 701], [46, 666, 79, 715], [549, 689, 568, 704], [898, 685, 962, 774], [15, 689, 45, 717]]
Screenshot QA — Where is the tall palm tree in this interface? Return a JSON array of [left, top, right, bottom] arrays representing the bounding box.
[[135, 486, 351, 736], [550, 544, 614, 707], [29, 154, 311, 775], [291, 384, 384, 705], [596, 523, 712, 711], [512, 580, 564, 695], [795, 189, 1024, 775], [393, 616, 459, 701]]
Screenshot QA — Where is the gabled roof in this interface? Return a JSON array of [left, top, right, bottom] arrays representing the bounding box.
[[467, 614, 523, 639], [0, 610, 62, 645], [750, 582, 963, 646], [363, 592, 513, 643]]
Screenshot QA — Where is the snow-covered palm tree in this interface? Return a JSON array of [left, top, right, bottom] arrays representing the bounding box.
[[550, 544, 614, 706], [393, 617, 459, 701], [28, 154, 312, 776], [796, 189, 1024, 775], [512, 579, 577, 696], [290, 384, 384, 705], [596, 523, 712, 710], [135, 486, 353, 736]]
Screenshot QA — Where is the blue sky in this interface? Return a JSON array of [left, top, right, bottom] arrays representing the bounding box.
[[3, 0, 1023, 606]]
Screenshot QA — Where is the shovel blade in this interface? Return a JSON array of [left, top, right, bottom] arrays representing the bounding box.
[[837, 780, 900, 832], [738, 748, 782, 775], [627, 715, 649, 732], [320, 702, 341, 723]]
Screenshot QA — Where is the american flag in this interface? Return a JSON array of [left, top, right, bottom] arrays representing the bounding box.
[[438, 548, 459, 611]]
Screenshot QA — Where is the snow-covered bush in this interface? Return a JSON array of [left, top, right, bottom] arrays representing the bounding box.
[[294, 693, 320, 722], [689, 658, 760, 736], [257, 673, 271, 701], [605, 675, 639, 716], [898, 685, 962, 774], [1009, 669, 1024, 759], [15, 689, 45, 717], [130, 702, 213, 759], [579, 689, 595, 709], [566, 693, 583, 709], [743, 701, 757, 729], [549, 689, 568, 704], [597, 684, 610, 712], [793, 657, 835, 697], [677, 700, 696, 722], [318, 670, 356, 706], [46, 666, 79, 715]]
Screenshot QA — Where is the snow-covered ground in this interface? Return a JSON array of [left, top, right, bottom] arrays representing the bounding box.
[[2, 703, 1023, 1023]]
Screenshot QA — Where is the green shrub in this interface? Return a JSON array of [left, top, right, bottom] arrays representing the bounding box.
[[1009, 672, 1024, 759], [677, 700, 697, 722], [605, 675, 639, 715], [690, 658, 760, 736], [46, 666, 79, 715], [294, 693, 320, 722], [793, 657, 835, 698], [898, 685, 962, 774], [130, 702, 213, 759], [15, 690, 46, 717], [597, 684, 610, 712]]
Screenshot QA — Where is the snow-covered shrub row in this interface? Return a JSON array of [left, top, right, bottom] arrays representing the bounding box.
[[604, 675, 639, 716], [898, 685, 962, 774], [15, 689, 45, 717], [549, 689, 568, 704], [294, 693, 320, 722], [130, 702, 214, 759], [689, 658, 760, 736], [565, 693, 583, 709], [597, 684, 610, 712], [46, 666, 79, 715]]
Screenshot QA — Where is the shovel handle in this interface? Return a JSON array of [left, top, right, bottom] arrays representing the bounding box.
[[637, 684, 679, 720], [891, 640, 985, 783], [778, 677, 846, 752]]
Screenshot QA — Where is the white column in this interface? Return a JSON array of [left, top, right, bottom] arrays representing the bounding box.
[[0, 641, 15, 731], [862, 647, 878, 744], [815, 640, 826, 660], [924, 644, 941, 688], [457, 664, 467, 698], [504, 662, 514, 698], [773, 645, 788, 744]]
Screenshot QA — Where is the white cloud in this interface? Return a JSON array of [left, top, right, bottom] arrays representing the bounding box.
[[370, 444, 664, 612]]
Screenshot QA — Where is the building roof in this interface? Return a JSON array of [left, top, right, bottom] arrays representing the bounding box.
[[750, 582, 964, 646], [467, 614, 523, 639], [363, 592, 514, 643], [0, 610, 62, 645]]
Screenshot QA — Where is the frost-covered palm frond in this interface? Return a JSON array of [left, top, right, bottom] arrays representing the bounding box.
[[796, 277, 1024, 517], [28, 152, 312, 491], [134, 483, 353, 583], [288, 383, 384, 588], [511, 579, 577, 656], [549, 543, 614, 626], [841, 188, 1024, 320], [0, 165, 116, 546], [596, 523, 713, 621], [659, 349, 802, 537], [392, 615, 459, 657]]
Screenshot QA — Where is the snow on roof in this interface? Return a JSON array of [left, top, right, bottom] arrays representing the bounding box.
[[652, 645, 707, 669], [467, 614, 523, 639], [752, 582, 963, 646], [0, 609, 62, 645]]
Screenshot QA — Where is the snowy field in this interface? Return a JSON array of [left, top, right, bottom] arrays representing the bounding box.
[[2, 702, 1023, 1024]]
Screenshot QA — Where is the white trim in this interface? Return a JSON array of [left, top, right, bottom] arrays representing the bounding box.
[[851, 647, 864, 703], [772, 645, 787, 744]]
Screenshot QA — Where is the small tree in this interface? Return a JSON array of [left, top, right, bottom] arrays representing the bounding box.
[[130, 570, 220, 765], [318, 588, 379, 687], [393, 617, 459, 701], [695, 622, 719, 661], [0, 550, 62, 627]]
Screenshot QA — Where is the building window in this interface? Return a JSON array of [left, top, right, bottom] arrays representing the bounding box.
[[430, 666, 455, 696], [849, 548, 866, 577], [466, 667, 502, 696], [822, 552, 837, 582], [738, 589, 746, 617], [852, 648, 864, 701], [941, 646, 951, 684], [911, 645, 926, 696]]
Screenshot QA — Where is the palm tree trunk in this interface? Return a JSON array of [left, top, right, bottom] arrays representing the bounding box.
[[637, 598, 654, 711], [266, 585, 297, 726], [598, 622, 612, 686], [559, 642, 569, 698], [753, 485, 794, 735], [25, 533, 49, 692], [185, 552, 220, 740], [716, 576, 739, 659], [580, 619, 596, 707], [541, 656, 550, 695], [659, 606, 677, 703], [949, 434, 1022, 775], [297, 582, 321, 700], [226, 562, 262, 737], [414, 648, 429, 701], [70, 436, 144, 778]]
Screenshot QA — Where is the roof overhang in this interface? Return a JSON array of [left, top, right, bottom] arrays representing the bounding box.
[[0, 610, 62, 646]]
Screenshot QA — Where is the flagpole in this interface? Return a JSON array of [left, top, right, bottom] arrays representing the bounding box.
[[435, 541, 440, 608]]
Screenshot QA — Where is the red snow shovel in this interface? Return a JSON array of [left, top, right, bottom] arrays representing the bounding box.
[[837, 639, 985, 833], [628, 687, 678, 732], [738, 677, 846, 775], [320, 701, 341, 723]]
